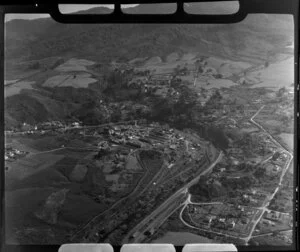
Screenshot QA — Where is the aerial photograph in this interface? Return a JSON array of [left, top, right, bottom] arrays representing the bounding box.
[[4, 3, 294, 247]]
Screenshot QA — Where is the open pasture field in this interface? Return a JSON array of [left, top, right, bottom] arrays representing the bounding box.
[[6, 132, 100, 153], [5, 187, 59, 243], [62, 132, 103, 148], [5, 137, 40, 153], [5, 153, 64, 182], [137, 63, 174, 74], [125, 154, 142, 171], [152, 231, 214, 245], [59, 192, 107, 226], [247, 57, 294, 90], [269, 187, 293, 213], [166, 52, 180, 62], [205, 56, 251, 77], [181, 53, 197, 61], [6, 161, 70, 191], [42, 73, 97, 88], [15, 135, 68, 152], [5, 187, 58, 225], [144, 56, 162, 65], [5, 142, 109, 243], [5, 146, 95, 190], [260, 119, 282, 127], [5, 68, 41, 81], [51, 148, 96, 160], [5, 57, 63, 86], [186, 55, 255, 89], [205, 78, 237, 89], [5, 79, 19, 85], [240, 127, 259, 133], [255, 106, 293, 135], [5, 81, 36, 98], [250, 231, 293, 246], [223, 86, 267, 105], [6, 184, 107, 243], [55, 58, 95, 72], [136, 52, 198, 74], [180, 74, 196, 84], [108, 172, 143, 198], [64, 137, 99, 148], [277, 133, 293, 151], [254, 213, 292, 235], [24, 69, 60, 85], [129, 57, 148, 65], [52, 156, 79, 180]]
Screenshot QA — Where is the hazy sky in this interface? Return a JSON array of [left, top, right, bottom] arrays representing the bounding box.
[[5, 4, 138, 22]]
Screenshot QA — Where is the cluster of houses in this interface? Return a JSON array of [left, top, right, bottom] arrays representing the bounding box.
[[211, 217, 236, 230], [226, 147, 244, 159], [111, 62, 134, 74], [5, 147, 27, 161], [241, 193, 260, 205], [261, 134, 279, 153], [260, 210, 293, 233], [6, 120, 84, 135], [149, 74, 173, 86], [20, 121, 64, 132], [106, 123, 185, 151], [127, 73, 175, 91], [188, 203, 260, 233], [264, 163, 282, 176], [265, 210, 281, 222], [263, 151, 287, 176], [127, 67, 189, 91], [272, 151, 288, 164], [189, 206, 237, 230], [165, 87, 181, 102], [38, 120, 82, 130], [106, 124, 151, 148], [95, 122, 193, 171]]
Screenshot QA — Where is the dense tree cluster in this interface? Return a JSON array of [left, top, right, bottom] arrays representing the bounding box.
[[205, 126, 229, 150], [189, 176, 226, 201]]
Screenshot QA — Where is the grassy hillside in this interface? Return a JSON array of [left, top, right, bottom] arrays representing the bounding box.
[[5, 9, 293, 64], [4, 86, 104, 128], [4, 9, 293, 129]]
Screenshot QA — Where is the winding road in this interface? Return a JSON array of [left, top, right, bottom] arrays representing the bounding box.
[[178, 105, 294, 244]]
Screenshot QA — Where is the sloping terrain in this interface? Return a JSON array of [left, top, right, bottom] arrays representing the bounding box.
[[5, 9, 293, 65], [4, 6, 293, 130]]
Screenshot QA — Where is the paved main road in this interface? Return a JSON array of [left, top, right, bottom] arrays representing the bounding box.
[[122, 150, 223, 243]]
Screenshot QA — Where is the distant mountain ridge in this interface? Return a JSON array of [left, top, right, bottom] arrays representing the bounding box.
[[4, 5, 294, 129], [5, 4, 293, 64]]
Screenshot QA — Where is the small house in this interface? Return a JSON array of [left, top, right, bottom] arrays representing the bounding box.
[[203, 216, 213, 225], [227, 220, 236, 229]]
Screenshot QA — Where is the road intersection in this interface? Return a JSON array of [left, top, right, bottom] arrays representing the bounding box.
[[177, 105, 294, 244]]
